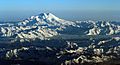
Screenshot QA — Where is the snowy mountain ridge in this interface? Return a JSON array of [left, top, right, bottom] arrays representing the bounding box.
[[0, 13, 120, 41]]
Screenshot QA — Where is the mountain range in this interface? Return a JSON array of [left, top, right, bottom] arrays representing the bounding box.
[[0, 13, 120, 42], [0, 13, 120, 65]]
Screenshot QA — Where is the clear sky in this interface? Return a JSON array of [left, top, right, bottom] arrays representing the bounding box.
[[0, 0, 120, 21]]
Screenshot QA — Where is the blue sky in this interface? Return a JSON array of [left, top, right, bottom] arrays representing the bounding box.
[[0, 0, 120, 21]]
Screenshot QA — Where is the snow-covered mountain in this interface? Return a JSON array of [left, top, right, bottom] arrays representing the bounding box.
[[18, 13, 75, 26], [0, 13, 120, 65], [0, 13, 77, 41], [0, 13, 120, 41], [0, 37, 120, 65]]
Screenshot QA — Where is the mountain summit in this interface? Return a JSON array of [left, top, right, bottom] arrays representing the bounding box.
[[18, 13, 74, 26], [38, 13, 60, 20]]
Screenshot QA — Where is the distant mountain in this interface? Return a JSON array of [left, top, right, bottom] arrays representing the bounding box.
[[18, 13, 75, 26], [0, 13, 120, 42]]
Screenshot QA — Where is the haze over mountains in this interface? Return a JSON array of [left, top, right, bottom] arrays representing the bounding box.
[[1, 11, 120, 22]]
